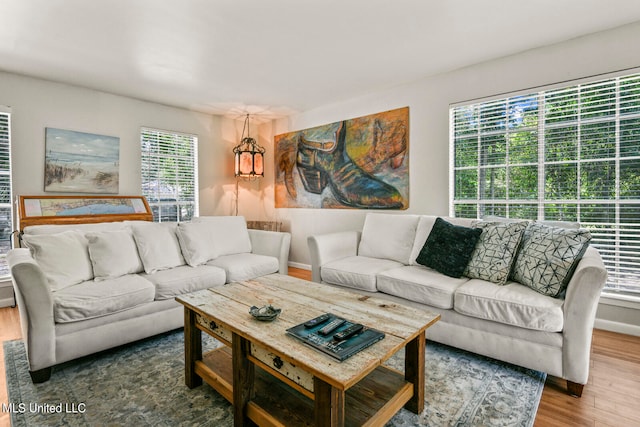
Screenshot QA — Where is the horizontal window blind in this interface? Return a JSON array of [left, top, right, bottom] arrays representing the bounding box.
[[0, 111, 11, 277], [140, 128, 198, 222], [451, 73, 640, 297]]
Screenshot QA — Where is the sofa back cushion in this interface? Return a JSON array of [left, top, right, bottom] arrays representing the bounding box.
[[86, 230, 144, 280], [22, 230, 94, 291], [358, 213, 419, 264], [130, 222, 186, 274], [193, 216, 252, 256], [22, 221, 129, 236]]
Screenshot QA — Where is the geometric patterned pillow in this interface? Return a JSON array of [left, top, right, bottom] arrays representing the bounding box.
[[464, 221, 528, 285], [511, 223, 592, 297]]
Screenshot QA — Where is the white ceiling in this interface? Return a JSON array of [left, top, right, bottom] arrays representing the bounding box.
[[2, 0, 640, 120]]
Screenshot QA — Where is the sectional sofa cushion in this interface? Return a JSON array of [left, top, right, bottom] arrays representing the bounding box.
[[358, 214, 419, 264], [321, 255, 404, 292], [193, 216, 253, 257], [377, 266, 470, 309], [454, 279, 565, 332], [22, 230, 93, 291], [464, 221, 528, 285], [86, 230, 144, 280], [207, 253, 279, 282], [130, 222, 186, 274], [511, 223, 592, 297], [416, 218, 482, 278], [52, 275, 156, 323], [143, 265, 226, 300], [176, 221, 219, 266]]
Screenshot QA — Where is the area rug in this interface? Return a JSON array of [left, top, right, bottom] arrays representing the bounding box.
[[4, 330, 545, 426]]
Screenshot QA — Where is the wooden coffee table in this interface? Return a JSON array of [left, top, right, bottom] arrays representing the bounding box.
[[176, 274, 440, 427]]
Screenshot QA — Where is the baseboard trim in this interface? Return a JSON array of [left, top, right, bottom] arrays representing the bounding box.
[[594, 318, 640, 337], [0, 296, 15, 308], [288, 261, 311, 271]]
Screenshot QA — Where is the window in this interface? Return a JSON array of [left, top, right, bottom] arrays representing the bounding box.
[[451, 72, 640, 298], [140, 128, 198, 222], [0, 109, 11, 277]]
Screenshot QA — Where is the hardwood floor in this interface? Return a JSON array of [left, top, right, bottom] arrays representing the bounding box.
[[0, 267, 638, 426]]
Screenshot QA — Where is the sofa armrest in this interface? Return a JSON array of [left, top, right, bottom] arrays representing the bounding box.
[[561, 245, 608, 384], [7, 249, 56, 371], [248, 229, 291, 275], [307, 231, 362, 283]]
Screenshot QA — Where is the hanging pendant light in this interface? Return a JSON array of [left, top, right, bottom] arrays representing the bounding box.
[[233, 114, 265, 179]]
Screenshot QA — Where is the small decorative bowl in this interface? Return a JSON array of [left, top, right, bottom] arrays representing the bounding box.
[[249, 305, 281, 322]]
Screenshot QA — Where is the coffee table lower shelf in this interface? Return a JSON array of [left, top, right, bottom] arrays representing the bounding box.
[[196, 347, 414, 427]]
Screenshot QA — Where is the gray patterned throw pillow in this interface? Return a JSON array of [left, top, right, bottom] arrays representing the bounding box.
[[511, 223, 592, 297], [464, 221, 528, 285]]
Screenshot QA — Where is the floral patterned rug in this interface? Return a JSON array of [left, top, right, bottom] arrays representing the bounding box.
[[4, 330, 544, 426]]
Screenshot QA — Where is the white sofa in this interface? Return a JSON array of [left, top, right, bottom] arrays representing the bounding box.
[[308, 213, 607, 397], [8, 216, 291, 383]]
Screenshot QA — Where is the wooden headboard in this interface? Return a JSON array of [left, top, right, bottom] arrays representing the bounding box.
[[17, 195, 153, 230]]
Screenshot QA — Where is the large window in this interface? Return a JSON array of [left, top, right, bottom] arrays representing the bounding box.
[[451, 72, 640, 298], [0, 109, 11, 277], [140, 127, 198, 222]]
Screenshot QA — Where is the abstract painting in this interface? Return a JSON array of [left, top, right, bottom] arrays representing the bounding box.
[[44, 128, 120, 193], [275, 107, 409, 209]]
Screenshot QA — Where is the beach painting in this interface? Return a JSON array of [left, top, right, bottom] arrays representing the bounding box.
[[44, 128, 120, 193]]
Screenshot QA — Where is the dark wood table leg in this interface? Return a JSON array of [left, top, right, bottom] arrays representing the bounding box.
[[232, 332, 256, 427], [314, 377, 345, 427], [404, 330, 425, 413], [184, 307, 202, 388]]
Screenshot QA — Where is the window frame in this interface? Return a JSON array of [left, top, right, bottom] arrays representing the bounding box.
[[449, 69, 640, 300], [0, 107, 12, 278], [140, 127, 199, 223]]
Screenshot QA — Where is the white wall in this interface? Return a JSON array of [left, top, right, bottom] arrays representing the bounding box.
[[0, 71, 222, 215], [273, 21, 640, 268]]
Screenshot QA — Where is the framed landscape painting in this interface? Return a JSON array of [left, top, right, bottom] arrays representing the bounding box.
[[44, 128, 120, 193], [275, 107, 409, 209]]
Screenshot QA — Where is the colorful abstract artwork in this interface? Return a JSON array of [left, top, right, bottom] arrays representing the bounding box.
[[44, 128, 120, 193], [275, 107, 409, 209]]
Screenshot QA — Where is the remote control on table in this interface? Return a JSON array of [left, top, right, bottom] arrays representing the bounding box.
[[333, 323, 364, 341], [318, 318, 346, 336], [304, 314, 331, 328]]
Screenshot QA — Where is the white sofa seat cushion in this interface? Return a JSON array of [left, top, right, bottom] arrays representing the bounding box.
[[207, 253, 279, 282], [377, 266, 470, 309], [321, 256, 403, 292], [358, 214, 419, 264], [454, 279, 565, 332], [142, 265, 226, 300], [53, 275, 156, 323]]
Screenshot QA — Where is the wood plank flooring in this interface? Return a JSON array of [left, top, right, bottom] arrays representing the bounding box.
[[0, 267, 638, 426]]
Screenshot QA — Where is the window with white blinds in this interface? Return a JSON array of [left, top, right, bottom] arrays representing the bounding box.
[[451, 72, 640, 298], [140, 128, 198, 222], [0, 110, 12, 277]]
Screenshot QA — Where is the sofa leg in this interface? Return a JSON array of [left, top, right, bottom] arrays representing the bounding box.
[[567, 380, 584, 397], [29, 367, 52, 383]]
